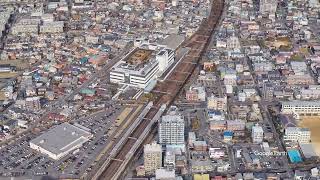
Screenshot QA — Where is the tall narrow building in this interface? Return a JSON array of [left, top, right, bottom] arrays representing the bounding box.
[[144, 142, 162, 175], [159, 112, 185, 145], [252, 124, 264, 144]]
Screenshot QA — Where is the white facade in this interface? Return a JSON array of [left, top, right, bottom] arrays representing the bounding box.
[[156, 48, 174, 74], [40, 21, 64, 33], [159, 114, 184, 145], [11, 18, 40, 35], [209, 148, 225, 159], [155, 169, 175, 180], [284, 127, 311, 144], [252, 125, 264, 143], [12, 24, 38, 34], [253, 62, 273, 72], [110, 50, 159, 89], [30, 123, 92, 160], [281, 100, 320, 118], [110, 46, 174, 89]]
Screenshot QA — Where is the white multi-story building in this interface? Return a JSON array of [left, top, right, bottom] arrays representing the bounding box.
[[144, 142, 162, 175], [281, 100, 320, 119], [209, 148, 225, 159], [40, 21, 64, 33], [284, 127, 311, 144], [159, 113, 184, 145], [156, 48, 174, 73], [252, 124, 264, 143], [12, 24, 38, 34], [110, 46, 174, 89], [260, 0, 277, 15]]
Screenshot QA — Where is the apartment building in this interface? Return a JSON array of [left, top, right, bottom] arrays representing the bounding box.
[[144, 142, 162, 175], [207, 95, 227, 111], [159, 113, 184, 145], [252, 124, 264, 143]]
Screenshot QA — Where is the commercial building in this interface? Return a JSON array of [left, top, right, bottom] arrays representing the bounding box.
[[281, 100, 320, 119], [110, 46, 174, 89], [144, 142, 162, 175], [284, 127, 311, 144], [252, 124, 264, 143], [159, 113, 184, 145], [30, 123, 93, 160]]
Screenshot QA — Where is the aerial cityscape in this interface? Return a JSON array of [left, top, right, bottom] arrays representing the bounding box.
[[0, 0, 320, 180]]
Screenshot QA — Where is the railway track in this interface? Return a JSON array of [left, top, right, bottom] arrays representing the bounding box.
[[95, 0, 225, 179]]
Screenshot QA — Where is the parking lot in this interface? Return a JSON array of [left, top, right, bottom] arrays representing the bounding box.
[[0, 104, 124, 178], [232, 144, 287, 172]]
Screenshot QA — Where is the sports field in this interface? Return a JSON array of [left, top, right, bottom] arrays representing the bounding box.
[[299, 117, 320, 156]]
